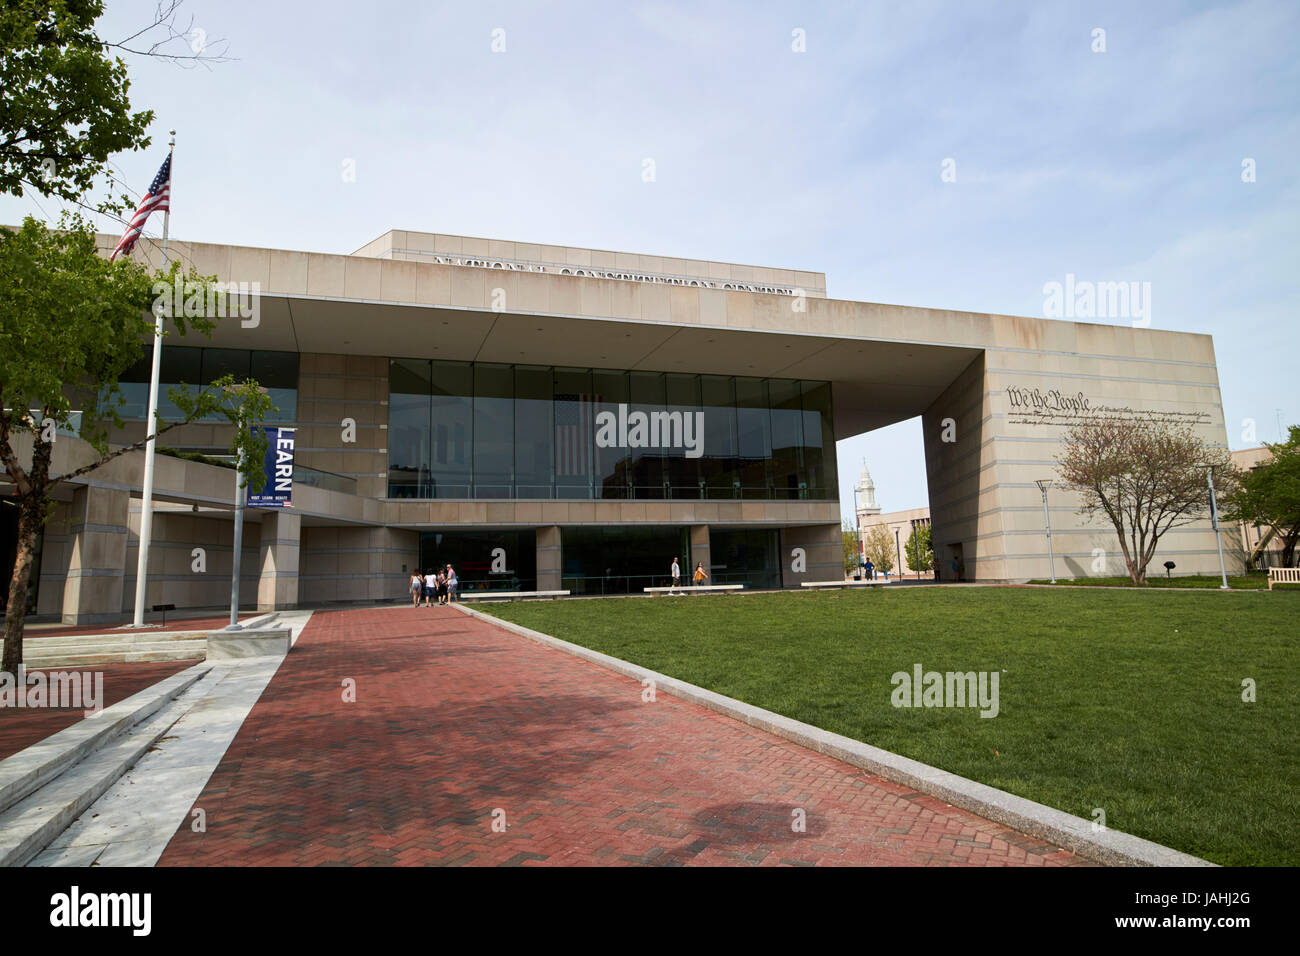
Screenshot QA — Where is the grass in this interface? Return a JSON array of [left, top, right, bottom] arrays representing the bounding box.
[[1027, 574, 1294, 590], [482, 587, 1299, 866]]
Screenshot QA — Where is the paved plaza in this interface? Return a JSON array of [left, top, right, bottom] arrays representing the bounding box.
[[155, 607, 1092, 867]]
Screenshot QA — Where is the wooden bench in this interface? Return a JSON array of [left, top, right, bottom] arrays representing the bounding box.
[[801, 580, 888, 590], [1267, 568, 1300, 590], [643, 584, 745, 595], [460, 589, 570, 601]]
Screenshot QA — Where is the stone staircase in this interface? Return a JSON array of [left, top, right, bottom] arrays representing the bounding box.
[[23, 629, 209, 668], [0, 663, 214, 867]]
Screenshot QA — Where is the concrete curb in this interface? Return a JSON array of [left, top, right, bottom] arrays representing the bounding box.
[[452, 602, 1215, 868]]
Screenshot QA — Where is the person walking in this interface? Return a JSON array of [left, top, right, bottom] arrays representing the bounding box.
[[670, 556, 681, 595], [437, 569, 449, 606], [692, 562, 708, 588], [410, 570, 424, 607], [445, 564, 458, 603], [424, 570, 437, 607]]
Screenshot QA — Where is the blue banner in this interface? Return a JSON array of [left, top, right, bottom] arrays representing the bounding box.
[[247, 426, 295, 508]]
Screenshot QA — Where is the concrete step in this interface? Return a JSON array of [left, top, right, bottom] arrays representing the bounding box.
[[23, 642, 208, 668], [24, 629, 215, 650], [0, 663, 210, 818], [0, 663, 218, 868]]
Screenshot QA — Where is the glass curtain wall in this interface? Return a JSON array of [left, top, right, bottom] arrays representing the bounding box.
[[389, 359, 836, 501], [111, 347, 299, 423]]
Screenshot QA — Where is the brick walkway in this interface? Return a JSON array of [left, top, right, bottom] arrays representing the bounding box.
[[158, 607, 1093, 867], [0, 661, 192, 760]]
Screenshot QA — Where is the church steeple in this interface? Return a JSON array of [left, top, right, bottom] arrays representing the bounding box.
[[856, 460, 880, 515]]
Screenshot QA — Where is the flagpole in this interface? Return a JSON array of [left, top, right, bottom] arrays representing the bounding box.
[[130, 130, 175, 628]]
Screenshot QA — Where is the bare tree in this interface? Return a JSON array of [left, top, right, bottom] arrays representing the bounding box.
[[106, 1, 233, 68], [1056, 417, 1236, 584]]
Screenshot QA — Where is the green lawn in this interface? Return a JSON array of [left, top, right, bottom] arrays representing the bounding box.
[[482, 587, 1299, 866]]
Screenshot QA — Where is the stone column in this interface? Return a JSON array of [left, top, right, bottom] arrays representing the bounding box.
[[689, 525, 710, 584], [536, 525, 561, 591], [62, 484, 129, 625], [257, 510, 301, 611]]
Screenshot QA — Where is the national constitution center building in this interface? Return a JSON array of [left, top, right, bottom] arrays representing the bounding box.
[[9, 230, 1235, 622]]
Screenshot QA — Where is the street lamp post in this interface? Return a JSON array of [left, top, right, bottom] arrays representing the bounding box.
[[852, 487, 862, 577], [894, 526, 902, 582], [1035, 480, 1057, 584], [1207, 466, 1230, 590]]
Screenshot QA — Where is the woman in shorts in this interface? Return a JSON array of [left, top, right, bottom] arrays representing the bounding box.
[[410, 570, 423, 607]]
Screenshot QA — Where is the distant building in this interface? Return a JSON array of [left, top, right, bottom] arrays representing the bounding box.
[[854, 462, 933, 577]]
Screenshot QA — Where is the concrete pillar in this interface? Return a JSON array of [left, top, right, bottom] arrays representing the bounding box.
[[780, 523, 842, 587], [689, 525, 710, 582], [62, 485, 129, 625], [257, 511, 301, 610], [536, 525, 561, 591]]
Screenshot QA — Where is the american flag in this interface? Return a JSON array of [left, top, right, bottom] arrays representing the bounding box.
[[110, 154, 171, 261], [555, 393, 598, 477]]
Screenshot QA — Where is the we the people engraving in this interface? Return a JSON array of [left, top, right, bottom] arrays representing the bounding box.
[[1005, 386, 1211, 427]]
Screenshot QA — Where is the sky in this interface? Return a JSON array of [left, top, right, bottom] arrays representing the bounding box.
[[4, 0, 1296, 526]]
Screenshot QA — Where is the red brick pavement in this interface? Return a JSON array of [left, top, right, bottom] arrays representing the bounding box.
[[158, 607, 1094, 867], [0, 661, 193, 760]]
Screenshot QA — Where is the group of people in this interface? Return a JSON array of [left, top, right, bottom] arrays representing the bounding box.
[[409, 565, 458, 606], [668, 555, 709, 594]]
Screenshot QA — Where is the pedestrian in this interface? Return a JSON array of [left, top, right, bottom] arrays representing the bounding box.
[[424, 570, 437, 607], [437, 569, 449, 605], [692, 562, 708, 587], [670, 555, 681, 595], [864, 557, 875, 581], [410, 569, 423, 607], [951, 555, 961, 582], [445, 564, 458, 603]]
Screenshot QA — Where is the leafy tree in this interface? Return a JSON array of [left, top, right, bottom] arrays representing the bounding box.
[[841, 519, 860, 573], [861, 525, 895, 574], [905, 524, 934, 572], [1057, 417, 1236, 585], [1222, 425, 1300, 568], [1, 215, 269, 670]]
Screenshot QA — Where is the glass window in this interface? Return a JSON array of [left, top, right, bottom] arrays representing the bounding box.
[[419, 530, 536, 592], [384, 357, 836, 503], [200, 348, 251, 385], [699, 375, 739, 498], [629, 371, 666, 499], [592, 369, 630, 499], [389, 359, 432, 498], [473, 364, 514, 498], [735, 377, 772, 499], [800, 380, 836, 499], [514, 365, 553, 498], [552, 368, 594, 499], [560, 525, 690, 595], [768, 378, 804, 500], [664, 373, 702, 499]]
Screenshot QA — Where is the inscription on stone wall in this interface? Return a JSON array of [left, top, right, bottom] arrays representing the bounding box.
[[1004, 386, 1212, 427]]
